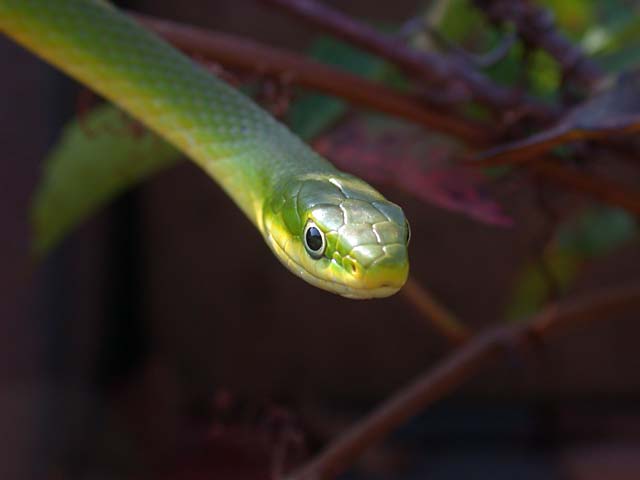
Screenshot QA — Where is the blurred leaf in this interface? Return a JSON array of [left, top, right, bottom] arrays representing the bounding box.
[[506, 206, 637, 320], [556, 206, 637, 255], [476, 69, 640, 166], [595, 15, 640, 72], [539, 0, 596, 37], [506, 252, 581, 321], [31, 105, 181, 255], [528, 50, 563, 97], [439, 0, 489, 44], [314, 115, 512, 226]]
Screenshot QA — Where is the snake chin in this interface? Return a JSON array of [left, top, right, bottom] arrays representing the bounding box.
[[265, 231, 406, 299]]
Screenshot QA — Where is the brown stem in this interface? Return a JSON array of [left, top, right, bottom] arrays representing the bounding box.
[[401, 277, 472, 345], [288, 282, 640, 480], [532, 160, 640, 216]]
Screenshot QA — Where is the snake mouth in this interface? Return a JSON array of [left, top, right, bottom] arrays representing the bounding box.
[[266, 232, 406, 299]]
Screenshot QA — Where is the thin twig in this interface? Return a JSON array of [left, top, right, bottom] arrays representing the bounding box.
[[288, 282, 640, 480], [401, 277, 472, 345]]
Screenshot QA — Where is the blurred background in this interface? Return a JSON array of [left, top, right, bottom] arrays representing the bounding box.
[[2, 0, 640, 479]]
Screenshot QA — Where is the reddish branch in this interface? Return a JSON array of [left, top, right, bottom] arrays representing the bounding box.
[[288, 282, 640, 480], [137, 14, 491, 145], [260, 0, 556, 120], [474, 0, 604, 89]]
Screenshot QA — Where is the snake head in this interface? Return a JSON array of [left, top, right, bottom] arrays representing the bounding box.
[[263, 173, 410, 299]]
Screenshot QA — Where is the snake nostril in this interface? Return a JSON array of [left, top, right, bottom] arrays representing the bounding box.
[[343, 258, 359, 276]]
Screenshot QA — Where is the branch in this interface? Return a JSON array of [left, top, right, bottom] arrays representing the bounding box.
[[532, 160, 640, 215], [474, 0, 604, 90], [401, 277, 472, 345], [136, 14, 492, 145], [288, 282, 640, 480], [260, 0, 557, 120]]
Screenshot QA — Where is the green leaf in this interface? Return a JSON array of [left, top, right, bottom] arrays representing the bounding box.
[[594, 16, 640, 72], [505, 251, 582, 321], [539, 0, 596, 37], [31, 104, 181, 255], [439, 0, 489, 44], [505, 206, 638, 320], [556, 206, 637, 255]]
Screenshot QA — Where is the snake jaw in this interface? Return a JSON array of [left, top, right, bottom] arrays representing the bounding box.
[[264, 229, 407, 299]]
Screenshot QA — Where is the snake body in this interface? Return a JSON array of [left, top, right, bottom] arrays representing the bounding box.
[[0, 0, 409, 298]]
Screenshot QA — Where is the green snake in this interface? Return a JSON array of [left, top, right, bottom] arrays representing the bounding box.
[[0, 0, 410, 299]]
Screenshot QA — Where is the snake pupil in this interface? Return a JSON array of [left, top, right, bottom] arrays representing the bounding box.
[[306, 226, 323, 251]]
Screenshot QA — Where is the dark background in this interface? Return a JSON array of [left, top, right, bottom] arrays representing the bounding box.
[[2, 1, 640, 479]]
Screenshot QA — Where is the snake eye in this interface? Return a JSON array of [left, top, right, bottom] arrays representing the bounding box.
[[405, 220, 411, 246], [303, 221, 326, 259]]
